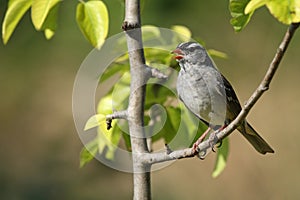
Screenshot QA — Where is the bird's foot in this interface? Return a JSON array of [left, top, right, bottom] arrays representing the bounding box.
[[208, 129, 224, 152], [208, 131, 219, 152], [196, 149, 207, 160], [216, 140, 223, 148], [192, 140, 206, 160], [192, 127, 211, 153]]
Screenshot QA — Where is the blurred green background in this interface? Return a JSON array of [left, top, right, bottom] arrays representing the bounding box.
[[1, 0, 300, 199]]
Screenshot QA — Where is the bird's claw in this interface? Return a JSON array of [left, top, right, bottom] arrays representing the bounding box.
[[216, 140, 223, 148], [208, 131, 219, 153], [192, 129, 222, 159], [197, 149, 207, 160], [191, 143, 206, 160], [211, 141, 222, 152]]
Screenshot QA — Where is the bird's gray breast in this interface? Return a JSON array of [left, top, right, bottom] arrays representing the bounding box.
[[177, 65, 227, 126]]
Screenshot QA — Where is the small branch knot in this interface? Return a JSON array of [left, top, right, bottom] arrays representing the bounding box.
[[106, 119, 113, 130], [260, 85, 269, 91], [122, 21, 141, 31]]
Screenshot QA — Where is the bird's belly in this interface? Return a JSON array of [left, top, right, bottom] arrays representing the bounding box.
[[177, 71, 226, 126]]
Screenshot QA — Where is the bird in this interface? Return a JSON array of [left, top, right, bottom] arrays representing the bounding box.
[[172, 41, 274, 154]]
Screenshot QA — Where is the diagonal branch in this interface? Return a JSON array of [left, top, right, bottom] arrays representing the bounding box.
[[215, 22, 300, 144], [143, 22, 300, 165]]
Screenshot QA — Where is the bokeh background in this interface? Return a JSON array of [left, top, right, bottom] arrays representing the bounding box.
[[1, 0, 300, 199]]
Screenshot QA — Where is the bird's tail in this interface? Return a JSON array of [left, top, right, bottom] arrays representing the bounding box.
[[237, 121, 274, 154]]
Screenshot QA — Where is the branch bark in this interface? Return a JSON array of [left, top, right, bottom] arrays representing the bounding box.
[[142, 22, 300, 164], [106, 110, 128, 130], [122, 0, 151, 199]]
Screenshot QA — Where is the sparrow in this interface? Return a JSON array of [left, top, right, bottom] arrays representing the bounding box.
[[172, 42, 274, 154]]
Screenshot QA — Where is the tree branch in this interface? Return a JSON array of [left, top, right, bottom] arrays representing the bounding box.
[[145, 65, 168, 79], [123, 0, 151, 199], [106, 110, 128, 130], [143, 22, 300, 164]]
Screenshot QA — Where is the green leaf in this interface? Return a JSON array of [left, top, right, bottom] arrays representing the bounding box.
[[41, 1, 60, 39], [142, 25, 161, 42], [97, 120, 121, 160], [212, 138, 229, 178], [99, 63, 129, 83], [44, 29, 55, 39], [266, 0, 300, 24], [122, 131, 132, 150], [79, 139, 98, 168], [2, 0, 32, 44], [161, 103, 207, 149], [163, 107, 181, 143], [143, 105, 167, 142], [244, 0, 267, 14], [31, 0, 61, 30], [180, 105, 207, 148], [76, 0, 109, 49], [171, 25, 192, 44], [229, 0, 253, 32], [207, 49, 228, 59], [109, 72, 131, 111], [84, 114, 106, 131], [94, 72, 131, 157], [96, 95, 122, 159], [245, 0, 300, 24], [171, 25, 192, 40], [144, 83, 174, 110], [83, 93, 123, 160], [97, 94, 114, 115]]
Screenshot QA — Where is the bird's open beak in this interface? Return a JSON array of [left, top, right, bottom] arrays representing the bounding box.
[[171, 48, 184, 60]]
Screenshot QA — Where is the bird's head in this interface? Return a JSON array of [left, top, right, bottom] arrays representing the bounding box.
[[172, 42, 207, 65]]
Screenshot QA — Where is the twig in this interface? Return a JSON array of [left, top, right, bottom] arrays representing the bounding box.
[[143, 22, 300, 165], [106, 110, 128, 130], [145, 65, 168, 79]]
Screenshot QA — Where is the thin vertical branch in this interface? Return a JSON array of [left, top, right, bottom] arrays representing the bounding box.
[[122, 0, 151, 199]]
